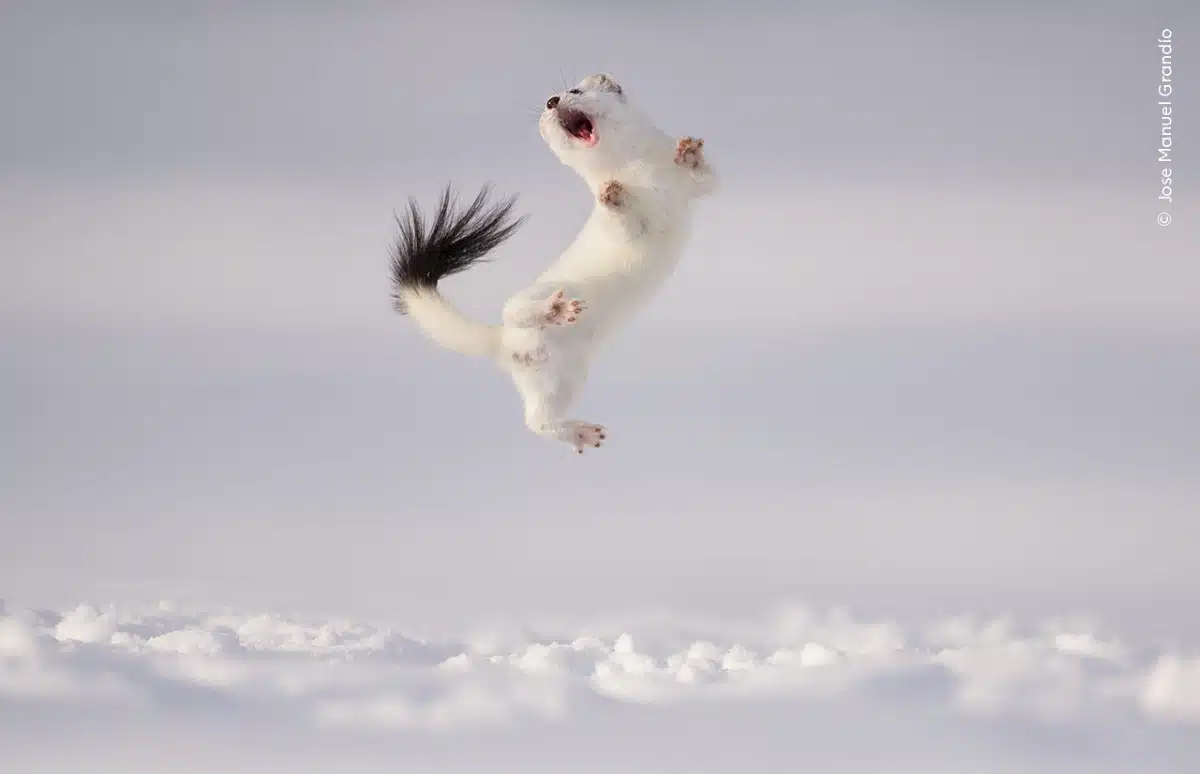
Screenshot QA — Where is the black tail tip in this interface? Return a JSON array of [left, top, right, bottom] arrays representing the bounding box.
[[389, 183, 526, 312]]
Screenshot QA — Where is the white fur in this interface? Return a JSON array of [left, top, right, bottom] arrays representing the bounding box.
[[399, 73, 716, 453]]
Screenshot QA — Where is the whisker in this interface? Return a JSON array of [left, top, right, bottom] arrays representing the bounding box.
[[511, 100, 545, 118]]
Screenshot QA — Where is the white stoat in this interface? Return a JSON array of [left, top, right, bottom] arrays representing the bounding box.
[[391, 73, 716, 454]]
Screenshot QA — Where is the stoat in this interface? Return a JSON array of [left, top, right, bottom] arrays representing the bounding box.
[[391, 73, 716, 454]]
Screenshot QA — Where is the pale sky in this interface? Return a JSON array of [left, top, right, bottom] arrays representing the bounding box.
[[1, 0, 1197, 633]]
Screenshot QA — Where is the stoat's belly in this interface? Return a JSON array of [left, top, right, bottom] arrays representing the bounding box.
[[531, 214, 691, 342]]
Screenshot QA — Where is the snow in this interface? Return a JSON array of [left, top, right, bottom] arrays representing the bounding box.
[[2, 599, 1197, 726], [1141, 654, 1200, 722], [2, 598, 1198, 772]]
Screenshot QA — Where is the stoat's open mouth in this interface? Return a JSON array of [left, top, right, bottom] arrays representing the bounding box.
[[558, 108, 596, 146]]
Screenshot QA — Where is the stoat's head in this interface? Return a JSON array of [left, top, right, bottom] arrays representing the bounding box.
[[538, 73, 662, 181]]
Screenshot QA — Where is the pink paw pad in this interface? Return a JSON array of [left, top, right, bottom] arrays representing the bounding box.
[[544, 289, 586, 326], [674, 136, 705, 169], [570, 422, 607, 454], [599, 180, 625, 208], [511, 347, 548, 367]]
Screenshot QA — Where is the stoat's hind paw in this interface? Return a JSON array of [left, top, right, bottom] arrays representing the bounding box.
[[674, 136, 705, 169], [511, 346, 549, 368], [599, 180, 626, 208], [567, 421, 607, 454], [544, 289, 586, 326]]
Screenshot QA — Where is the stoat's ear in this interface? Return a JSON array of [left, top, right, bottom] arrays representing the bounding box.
[[582, 73, 624, 98]]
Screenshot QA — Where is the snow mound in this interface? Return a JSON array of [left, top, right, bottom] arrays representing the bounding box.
[[1, 601, 1196, 731]]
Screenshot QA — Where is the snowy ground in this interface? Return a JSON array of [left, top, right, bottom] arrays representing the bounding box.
[[3, 599, 1198, 772]]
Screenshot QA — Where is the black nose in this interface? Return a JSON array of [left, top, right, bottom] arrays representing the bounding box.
[[546, 95, 560, 109]]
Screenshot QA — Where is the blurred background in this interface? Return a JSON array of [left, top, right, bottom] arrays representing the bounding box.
[[1, 0, 1196, 636]]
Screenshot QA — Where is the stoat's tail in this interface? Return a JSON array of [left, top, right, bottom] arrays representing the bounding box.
[[391, 184, 526, 359]]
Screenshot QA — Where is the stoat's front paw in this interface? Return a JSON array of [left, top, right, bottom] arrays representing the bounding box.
[[598, 180, 626, 208], [674, 136, 705, 169], [544, 289, 586, 326]]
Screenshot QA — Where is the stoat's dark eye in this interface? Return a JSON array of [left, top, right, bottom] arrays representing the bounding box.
[[568, 88, 582, 95], [546, 96, 560, 109]]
